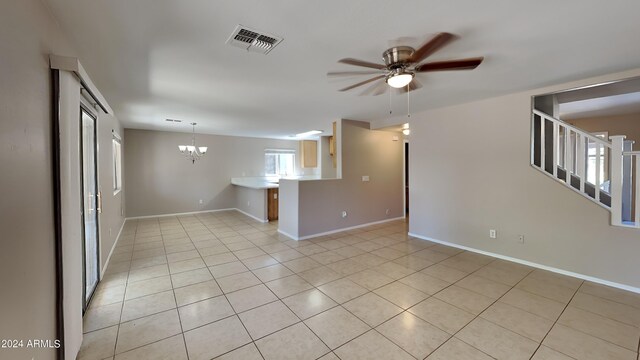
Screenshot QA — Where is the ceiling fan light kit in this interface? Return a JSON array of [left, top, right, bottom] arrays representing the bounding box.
[[329, 32, 484, 94]]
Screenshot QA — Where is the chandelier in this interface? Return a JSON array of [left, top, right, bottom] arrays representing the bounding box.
[[178, 122, 207, 164]]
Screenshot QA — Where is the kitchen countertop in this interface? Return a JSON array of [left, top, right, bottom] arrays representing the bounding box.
[[231, 177, 279, 189]]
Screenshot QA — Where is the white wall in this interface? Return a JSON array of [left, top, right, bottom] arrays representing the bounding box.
[[0, 1, 76, 359], [279, 120, 404, 239], [409, 68, 640, 289], [124, 129, 317, 217]]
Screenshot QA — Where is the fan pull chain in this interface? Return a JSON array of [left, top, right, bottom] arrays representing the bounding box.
[[389, 88, 393, 116], [407, 84, 411, 118]]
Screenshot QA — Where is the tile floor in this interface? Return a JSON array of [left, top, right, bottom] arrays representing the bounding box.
[[78, 211, 640, 360]]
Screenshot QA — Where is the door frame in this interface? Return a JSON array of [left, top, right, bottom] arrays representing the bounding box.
[[79, 101, 101, 311], [403, 139, 409, 218]]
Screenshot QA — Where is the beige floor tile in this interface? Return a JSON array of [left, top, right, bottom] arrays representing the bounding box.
[[260, 242, 291, 254], [438, 257, 484, 273], [527, 270, 582, 291], [579, 281, 640, 309], [310, 251, 347, 265], [558, 306, 640, 350], [474, 264, 529, 286], [238, 301, 299, 340], [203, 252, 238, 267], [336, 245, 367, 258], [370, 247, 406, 260], [226, 241, 256, 251], [271, 248, 305, 262], [399, 272, 450, 295], [516, 276, 577, 303], [226, 284, 278, 313], [305, 306, 370, 349], [184, 316, 252, 360], [90, 284, 126, 308], [209, 261, 249, 278], [376, 312, 450, 359], [335, 330, 414, 360], [434, 285, 494, 315], [500, 288, 565, 321], [317, 352, 340, 360], [372, 261, 415, 280], [77, 325, 118, 360], [130, 255, 167, 270], [426, 337, 493, 360], [252, 263, 294, 282], [420, 263, 468, 283], [116, 310, 182, 354], [114, 334, 187, 360], [215, 343, 263, 360], [128, 264, 170, 283], [326, 259, 369, 276], [343, 292, 403, 327], [283, 257, 323, 273], [318, 278, 368, 304], [480, 301, 553, 342], [124, 275, 172, 300], [456, 274, 511, 299], [283, 289, 338, 319], [197, 244, 230, 257], [234, 247, 267, 260], [178, 295, 235, 331], [351, 253, 388, 267], [348, 269, 395, 290], [412, 249, 452, 263], [166, 249, 200, 263], [374, 281, 429, 309], [408, 297, 475, 334], [168, 257, 206, 274], [216, 271, 261, 293], [171, 268, 213, 288], [531, 346, 575, 360], [265, 275, 314, 298], [83, 302, 123, 333], [256, 322, 330, 360], [543, 324, 636, 360], [298, 266, 343, 286], [241, 254, 278, 270], [457, 318, 538, 360], [393, 255, 434, 271], [570, 292, 640, 327], [121, 290, 177, 322], [174, 280, 223, 306]]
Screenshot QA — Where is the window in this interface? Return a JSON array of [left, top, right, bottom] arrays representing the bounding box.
[[265, 149, 295, 176], [112, 133, 122, 194], [586, 132, 609, 191]]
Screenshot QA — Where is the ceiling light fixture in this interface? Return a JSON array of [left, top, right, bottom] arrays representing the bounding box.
[[386, 69, 414, 88], [402, 128, 411, 136], [295, 130, 323, 138], [178, 122, 207, 164]]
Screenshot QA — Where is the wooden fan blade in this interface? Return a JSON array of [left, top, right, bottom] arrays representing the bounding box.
[[339, 75, 386, 92], [360, 80, 388, 96], [415, 57, 484, 72], [409, 32, 456, 64], [327, 70, 385, 77], [338, 58, 387, 70]]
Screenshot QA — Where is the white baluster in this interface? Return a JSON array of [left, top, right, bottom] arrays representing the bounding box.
[[540, 117, 546, 172], [609, 135, 626, 226], [595, 142, 601, 203], [565, 128, 571, 184], [635, 155, 640, 227], [553, 122, 559, 177], [578, 134, 586, 193]]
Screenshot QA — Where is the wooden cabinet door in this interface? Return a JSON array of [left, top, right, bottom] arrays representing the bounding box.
[[300, 140, 318, 168], [268, 188, 279, 221]]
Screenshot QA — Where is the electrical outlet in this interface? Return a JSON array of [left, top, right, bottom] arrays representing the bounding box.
[[385, 209, 391, 215], [489, 229, 497, 239], [341, 211, 347, 218], [362, 175, 370, 182], [247, 201, 251, 207], [518, 235, 525, 244], [199, 199, 204, 204], [109, 227, 112, 236]]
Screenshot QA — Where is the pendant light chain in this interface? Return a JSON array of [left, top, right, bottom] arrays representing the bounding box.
[[407, 84, 411, 118]]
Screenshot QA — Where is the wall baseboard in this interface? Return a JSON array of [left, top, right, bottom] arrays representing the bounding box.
[[280, 216, 406, 241], [126, 208, 237, 220], [234, 208, 268, 223], [408, 232, 640, 295], [101, 220, 125, 277]]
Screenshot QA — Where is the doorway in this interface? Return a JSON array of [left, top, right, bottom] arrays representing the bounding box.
[[405, 141, 409, 216], [80, 106, 100, 310]]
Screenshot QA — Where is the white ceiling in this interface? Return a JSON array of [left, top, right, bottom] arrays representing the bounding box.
[[44, 0, 640, 138]]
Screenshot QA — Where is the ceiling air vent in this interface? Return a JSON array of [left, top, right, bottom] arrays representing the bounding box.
[[226, 25, 283, 55]]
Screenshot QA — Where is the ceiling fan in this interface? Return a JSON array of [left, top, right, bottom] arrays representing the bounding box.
[[328, 32, 484, 95]]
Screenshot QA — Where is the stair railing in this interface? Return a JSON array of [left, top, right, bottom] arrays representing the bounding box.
[[531, 110, 639, 228]]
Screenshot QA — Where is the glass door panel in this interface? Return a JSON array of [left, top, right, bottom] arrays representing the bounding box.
[[81, 108, 99, 309]]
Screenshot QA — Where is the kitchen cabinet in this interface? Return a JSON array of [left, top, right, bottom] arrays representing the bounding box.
[[300, 140, 318, 168], [267, 188, 279, 221]]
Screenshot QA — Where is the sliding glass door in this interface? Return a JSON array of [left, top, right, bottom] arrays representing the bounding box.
[[81, 106, 100, 310]]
